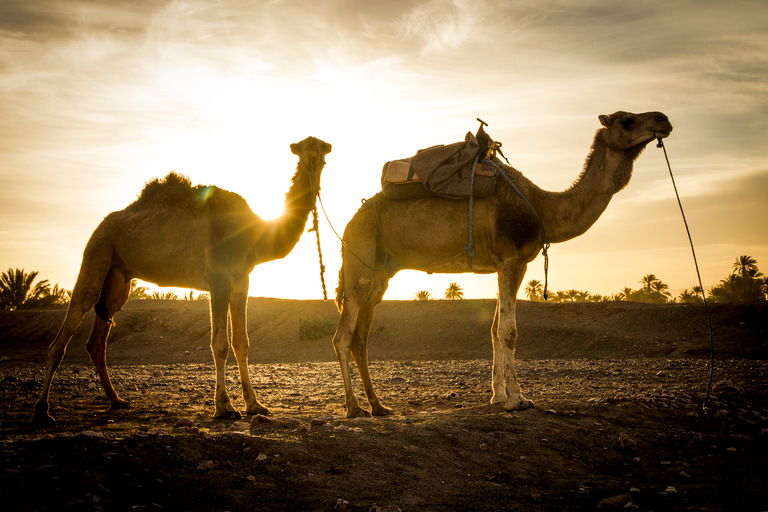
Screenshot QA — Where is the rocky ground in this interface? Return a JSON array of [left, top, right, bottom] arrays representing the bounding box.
[[1, 299, 767, 511]]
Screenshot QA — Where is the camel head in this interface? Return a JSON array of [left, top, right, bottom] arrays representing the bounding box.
[[598, 111, 673, 155], [291, 136, 332, 193]]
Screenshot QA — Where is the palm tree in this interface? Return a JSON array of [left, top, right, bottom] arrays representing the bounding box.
[[0, 268, 50, 310], [733, 255, 761, 278], [128, 280, 149, 300], [524, 280, 543, 301], [413, 290, 433, 301], [650, 280, 672, 303], [677, 289, 702, 303], [444, 282, 465, 300], [150, 291, 179, 300]]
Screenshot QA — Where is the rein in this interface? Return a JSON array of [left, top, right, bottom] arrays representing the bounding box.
[[656, 137, 716, 410]]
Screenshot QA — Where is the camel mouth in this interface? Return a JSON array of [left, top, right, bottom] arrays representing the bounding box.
[[653, 130, 671, 139]]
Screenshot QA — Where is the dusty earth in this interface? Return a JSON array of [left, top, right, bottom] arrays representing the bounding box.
[[1, 298, 767, 511]]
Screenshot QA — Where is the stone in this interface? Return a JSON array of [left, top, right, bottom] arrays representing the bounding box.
[[174, 418, 194, 428], [251, 414, 277, 424], [597, 494, 634, 509]]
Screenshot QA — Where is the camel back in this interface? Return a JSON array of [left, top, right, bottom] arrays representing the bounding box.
[[381, 131, 498, 200]]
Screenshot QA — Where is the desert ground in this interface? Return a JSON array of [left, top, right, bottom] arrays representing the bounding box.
[[1, 298, 767, 511]]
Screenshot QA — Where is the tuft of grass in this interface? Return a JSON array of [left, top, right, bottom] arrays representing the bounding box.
[[298, 316, 337, 341]]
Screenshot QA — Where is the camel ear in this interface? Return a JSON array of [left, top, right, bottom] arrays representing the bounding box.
[[598, 114, 611, 127]]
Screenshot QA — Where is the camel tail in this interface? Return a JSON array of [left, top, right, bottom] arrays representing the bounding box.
[[334, 265, 345, 313]]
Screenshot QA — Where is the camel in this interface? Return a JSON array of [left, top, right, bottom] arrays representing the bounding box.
[[332, 111, 672, 418], [32, 136, 332, 424]]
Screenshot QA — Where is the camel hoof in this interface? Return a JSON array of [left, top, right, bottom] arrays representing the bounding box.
[[30, 411, 56, 427], [214, 410, 242, 420], [110, 399, 131, 410], [345, 407, 372, 419], [504, 397, 535, 411], [371, 404, 394, 417], [246, 404, 270, 416], [490, 394, 507, 405]]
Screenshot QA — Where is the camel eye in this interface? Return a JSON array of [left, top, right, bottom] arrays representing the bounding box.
[[620, 117, 635, 129]]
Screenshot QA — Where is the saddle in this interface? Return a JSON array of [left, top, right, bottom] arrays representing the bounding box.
[[380, 122, 504, 200]]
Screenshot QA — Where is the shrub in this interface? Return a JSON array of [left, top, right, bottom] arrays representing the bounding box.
[[299, 316, 337, 340]]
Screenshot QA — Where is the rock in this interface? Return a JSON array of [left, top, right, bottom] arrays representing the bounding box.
[[665, 486, 677, 493], [310, 416, 328, 426], [597, 494, 635, 509], [152, 370, 163, 378], [251, 414, 276, 424], [256, 453, 268, 462], [334, 498, 350, 510], [174, 418, 194, 428], [713, 380, 740, 394], [369, 505, 402, 512], [618, 433, 638, 451], [229, 421, 250, 431], [197, 460, 216, 470]]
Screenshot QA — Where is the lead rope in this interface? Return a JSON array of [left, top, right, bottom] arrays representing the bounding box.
[[310, 204, 327, 301], [657, 138, 715, 410], [304, 143, 327, 302]]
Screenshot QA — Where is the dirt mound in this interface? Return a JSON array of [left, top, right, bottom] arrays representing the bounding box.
[[1, 299, 766, 365]]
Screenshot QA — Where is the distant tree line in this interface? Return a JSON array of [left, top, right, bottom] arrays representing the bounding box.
[[3, 256, 765, 310], [0, 269, 208, 311], [523, 255, 767, 304]]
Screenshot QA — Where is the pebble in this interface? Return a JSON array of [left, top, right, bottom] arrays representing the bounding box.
[[597, 494, 634, 509], [256, 453, 268, 462], [196, 460, 216, 470], [229, 421, 250, 432], [174, 418, 194, 428], [251, 414, 277, 424]]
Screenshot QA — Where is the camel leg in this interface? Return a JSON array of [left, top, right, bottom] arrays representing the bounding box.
[[229, 277, 269, 416], [209, 279, 240, 419], [332, 299, 370, 418], [85, 268, 131, 410], [350, 294, 393, 417], [32, 245, 113, 425], [496, 262, 534, 411], [490, 299, 507, 404]]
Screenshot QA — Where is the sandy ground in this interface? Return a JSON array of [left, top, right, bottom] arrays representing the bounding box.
[[1, 298, 767, 511]]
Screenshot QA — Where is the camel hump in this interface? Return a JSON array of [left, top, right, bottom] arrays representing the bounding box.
[[130, 171, 218, 210]]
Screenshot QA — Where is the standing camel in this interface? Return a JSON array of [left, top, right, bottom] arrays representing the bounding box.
[[332, 111, 672, 418], [32, 137, 332, 424]]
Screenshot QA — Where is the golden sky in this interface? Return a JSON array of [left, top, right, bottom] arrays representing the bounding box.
[[1, 0, 767, 300]]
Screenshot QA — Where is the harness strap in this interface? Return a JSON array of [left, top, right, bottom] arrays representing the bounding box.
[[484, 159, 551, 300]]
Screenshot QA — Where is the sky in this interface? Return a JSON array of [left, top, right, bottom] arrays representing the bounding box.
[[1, 0, 767, 301]]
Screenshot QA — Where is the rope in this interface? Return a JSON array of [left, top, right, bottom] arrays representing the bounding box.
[[656, 138, 716, 410], [316, 192, 388, 271], [310, 205, 327, 301], [484, 159, 551, 300]]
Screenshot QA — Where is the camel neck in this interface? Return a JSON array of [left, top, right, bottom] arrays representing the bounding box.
[[257, 166, 317, 262], [536, 132, 634, 244]]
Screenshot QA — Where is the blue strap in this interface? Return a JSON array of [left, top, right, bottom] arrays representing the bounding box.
[[484, 159, 551, 301]]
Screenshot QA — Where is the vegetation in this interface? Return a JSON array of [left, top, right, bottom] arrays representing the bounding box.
[[444, 283, 465, 300], [524, 255, 767, 304], [298, 316, 337, 340], [0, 268, 70, 310], [3, 255, 766, 310], [413, 290, 434, 301]]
